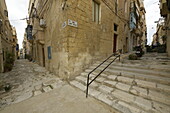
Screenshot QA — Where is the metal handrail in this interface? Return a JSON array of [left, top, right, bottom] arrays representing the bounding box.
[[86, 49, 122, 98]]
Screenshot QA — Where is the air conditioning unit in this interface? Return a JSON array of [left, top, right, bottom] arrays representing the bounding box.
[[40, 19, 46, 28]]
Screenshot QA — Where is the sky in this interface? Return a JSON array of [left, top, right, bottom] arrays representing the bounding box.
[[5, 0, 29, 49], [144, 0, 161, 45], [5, 0, 161, 48]]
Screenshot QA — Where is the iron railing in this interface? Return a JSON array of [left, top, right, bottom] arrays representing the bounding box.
[[86, 49, 122, 98]]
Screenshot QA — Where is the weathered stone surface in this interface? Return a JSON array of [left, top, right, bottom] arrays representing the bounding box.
[[34, 84, 42, 90], [117, 76, 134, 84], [70, 81, 86, 91], [50, 82, 62, 89], [112, 89, 135, 103], [135, 80, 156, 89], [42, 86, 52, 93], [104, 80, 117, 87], [130, 86, 148, 97], [107, 75, 117, 80], [33, 90, 42, 96], [118, 101, 142, 113], [157, 84, 170, 93], [115, 83, 131, 92], [88, 88, 101, 97], [90, 82, 99, 88], [134, 97, 152, 111], [148, 90, 170, 105], [98, 85, 113, 94], [76, 76, 87, 83], [97, 93, 113, 106], [112, 101, 132, 113], [95, 77, 105, 83], [42, 79, 57, 86], [152, 101, 170, 113]]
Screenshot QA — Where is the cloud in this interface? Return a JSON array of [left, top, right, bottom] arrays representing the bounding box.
[[5, 0, 29, 49]]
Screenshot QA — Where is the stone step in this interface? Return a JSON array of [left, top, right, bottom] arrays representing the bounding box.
[[75, 72, 170, 106], [105, 68, 170, 85], [95, 59, 170, 73], [70, 79, 170, 113], [111, 62, 170, 73], [81, 71, 170, 94], [70, 80, 147, 113], [109, 64, 170, 78], [93, 61, 170, 78]]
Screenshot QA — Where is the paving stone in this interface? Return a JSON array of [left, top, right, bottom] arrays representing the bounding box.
[[42, 86, 52, 92], [50, 82, 62, 89], [98, 85, 113, 94], [135, 80, 156, 89], [76, 76, 86, 82], [70, 81, 86, 91], [88, 88, 101, 97], [104, 80, 117, 87], [80, 72, 87, 76], [134, 97, 152, 111], [90, 82, 99, 88], [152, 101, 170, 113], [43, 79, 57, 86], [118, 101, 142, 113], [85, 69, 93, 73], [148, 90, 170, 105], [33, 90, 42, 96], [157, 84, 170, 93], [95, 77, 105, 83], [112, 101, 132, 113], [101, 73, 107, 77], [130, 86, 148, 97], [34, 84, 42, 90], [97, 93, 113, 106], [112, 89, 135, 103], [115, 83, 131, 92], [107, 75, 117, 80], [117, 76, 134, 84]]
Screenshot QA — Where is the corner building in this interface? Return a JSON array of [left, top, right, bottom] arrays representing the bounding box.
[[27, 0, 146, 80]]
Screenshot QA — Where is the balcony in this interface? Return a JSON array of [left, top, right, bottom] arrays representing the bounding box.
[[160, 0, 169, 17]]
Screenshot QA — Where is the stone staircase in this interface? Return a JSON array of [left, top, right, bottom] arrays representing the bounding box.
[[70, 54, 170, 113]]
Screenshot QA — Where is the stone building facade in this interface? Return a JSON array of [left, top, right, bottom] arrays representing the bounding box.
[[0, 0, 18, 72], [152, 20, 166, 46], [27, 0, 146, 80], [160, 0, 170, 56], [22, 33, 32, 59]]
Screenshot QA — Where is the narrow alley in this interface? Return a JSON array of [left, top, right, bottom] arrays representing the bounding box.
[[0, 59, 64, 109]]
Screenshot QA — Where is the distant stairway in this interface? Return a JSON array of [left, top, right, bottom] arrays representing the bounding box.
[[70, 53, 170, 113]]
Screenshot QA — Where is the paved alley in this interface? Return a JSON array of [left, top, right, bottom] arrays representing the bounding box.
[[0, 59, 117, 113], [0, 59, 64, 109]]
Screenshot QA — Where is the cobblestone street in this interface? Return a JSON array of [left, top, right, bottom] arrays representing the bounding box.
[[0, 59, 64, 109]]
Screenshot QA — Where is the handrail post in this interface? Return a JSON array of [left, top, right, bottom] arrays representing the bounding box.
[[119, 55, 120, 61], [86, 74, 90, 98]]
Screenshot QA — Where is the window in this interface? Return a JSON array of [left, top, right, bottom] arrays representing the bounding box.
[[115, 0, 118, 14], [114, 24, 118, 31], [92, 0, 100, 24], [4, 10, 8, 17], [47, 46, 52, 59]]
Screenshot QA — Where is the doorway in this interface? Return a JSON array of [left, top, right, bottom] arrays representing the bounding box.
[[126, 37, 128, 53], [42, 47, 45, 67], [113, 34, 117, 53]]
